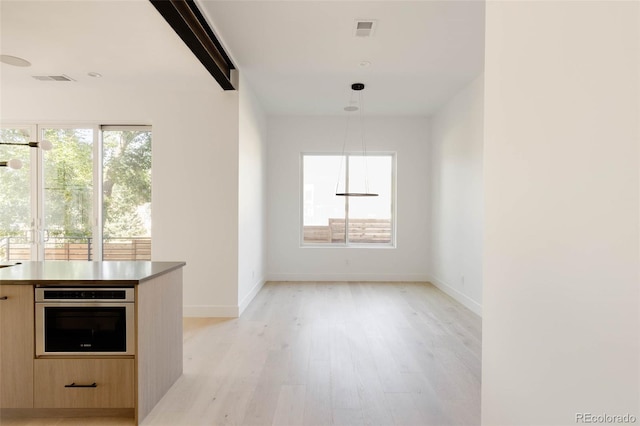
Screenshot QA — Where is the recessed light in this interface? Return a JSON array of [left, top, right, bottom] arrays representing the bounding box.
[[0, 55, 31, 67], [359, 61, 371, 68], [88, 72, 102, 78], [344, 106, 359, 112]]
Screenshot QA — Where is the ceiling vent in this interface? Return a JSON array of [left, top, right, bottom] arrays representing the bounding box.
[[354, 20, 377, 37], [32, 75, 75, 82]]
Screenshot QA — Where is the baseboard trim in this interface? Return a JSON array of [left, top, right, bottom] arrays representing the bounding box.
[[183, 274, 480, 317], [183, 304, 238, 318], [266, 273, 430, 282], [239, 277, 265, 316], [428, 274, 482, 317], [183, 278, 266, 318], [0, 408, 134, 419]]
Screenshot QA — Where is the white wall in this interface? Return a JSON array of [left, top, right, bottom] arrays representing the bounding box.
[[429, 75, 484, 316], [267, 116, 429, 281], [0, 67, 242, 318], [483, 2, 639, 424], [238, 75, 267, 314]]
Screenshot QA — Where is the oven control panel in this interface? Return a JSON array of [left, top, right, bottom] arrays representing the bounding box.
[[35, 287, 134, 303]]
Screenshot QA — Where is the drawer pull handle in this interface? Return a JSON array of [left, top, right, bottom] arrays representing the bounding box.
[[0, 296, 7, 300], [65, 382, 97, 388]]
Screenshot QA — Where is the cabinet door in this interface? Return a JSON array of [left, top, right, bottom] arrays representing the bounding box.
[[0, 285, 34, 408], [34, 358, 134, 408]]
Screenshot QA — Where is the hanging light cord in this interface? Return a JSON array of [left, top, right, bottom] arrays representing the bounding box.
[[335, 89, 355, 194], [335, 83, 377, 197], [358, 89, 371, 195]]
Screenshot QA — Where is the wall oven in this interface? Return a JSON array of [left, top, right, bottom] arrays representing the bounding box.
[[35, 287, 135, 356]]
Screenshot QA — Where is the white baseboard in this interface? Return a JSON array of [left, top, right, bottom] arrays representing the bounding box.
[[183, 277, 266, 318], [183, 274, 481, 318], [428, 274, 482, 317], [266, 272, 430, 282], [183, 304, 238, 318], [238, 277, 265, 316]]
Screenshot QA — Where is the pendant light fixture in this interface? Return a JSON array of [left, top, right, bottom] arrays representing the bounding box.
[[0, 140, 52, 169], [0, 140, 53, 150], [335, 82, 378, 197], [0, 159, 23, 170]]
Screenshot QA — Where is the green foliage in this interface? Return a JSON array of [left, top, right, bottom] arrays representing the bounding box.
[[43, 128, 93, 238], [103, 130, 151, 238], [0, 129, 31, 238], [0, 128, 151, 242]]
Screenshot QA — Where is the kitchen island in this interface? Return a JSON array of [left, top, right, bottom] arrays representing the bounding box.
[[0, 261, 185, 425]]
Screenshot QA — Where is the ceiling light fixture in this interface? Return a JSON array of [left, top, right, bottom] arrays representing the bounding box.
[[0, 159, 23, 170], [359, 61, 371, 67], [335, 83, 378, 197], [88, 72, 102, 78], [0, 140, 53, 151], [0, 55, 31, 67]]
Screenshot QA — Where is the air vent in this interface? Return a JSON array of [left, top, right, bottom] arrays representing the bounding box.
[[354, 20, 377, 37], [32, 75, 75, 82]]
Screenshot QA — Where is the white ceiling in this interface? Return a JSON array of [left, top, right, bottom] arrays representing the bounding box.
[[199, 0, 485, 115], [0, 0, 216, 93], [0, 0, 485, 117]]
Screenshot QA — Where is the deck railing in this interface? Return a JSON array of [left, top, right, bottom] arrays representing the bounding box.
[[303, 218, 392, 244], [0, 237, 151, 261]]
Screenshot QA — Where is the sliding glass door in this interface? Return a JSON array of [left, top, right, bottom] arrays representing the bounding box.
[[0, 126, 37, 261], [0, 124, 151, 262], [41, 126, 97, 260], [102, 126, 151, 260]]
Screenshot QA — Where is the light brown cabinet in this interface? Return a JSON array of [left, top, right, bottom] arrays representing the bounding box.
[[0, 263, 184, 424], [0, 285, 34, 409], [34, 358, 135, 409]]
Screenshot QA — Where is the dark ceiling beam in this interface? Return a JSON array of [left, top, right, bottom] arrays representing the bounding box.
[[150, 0, 236, 90]]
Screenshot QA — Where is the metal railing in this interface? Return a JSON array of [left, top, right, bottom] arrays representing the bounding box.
[[0, 236, 151, 261]]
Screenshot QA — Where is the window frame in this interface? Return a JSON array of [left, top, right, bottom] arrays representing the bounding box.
[[0, 122, 152, 262], [100, 125, 152, 261], [300, 152, 396, 248]]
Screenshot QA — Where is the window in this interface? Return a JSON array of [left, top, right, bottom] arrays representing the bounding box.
[[0, 124, 151, 261], [302, 153, 394, 246], [102, 126, 152, 260], [41, 126, 95, 260]]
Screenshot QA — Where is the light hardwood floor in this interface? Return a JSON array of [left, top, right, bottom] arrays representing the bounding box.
[[2, 281, 481, 426]]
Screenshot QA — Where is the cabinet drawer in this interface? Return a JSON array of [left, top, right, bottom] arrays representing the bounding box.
[[34, 359, 135, 408]]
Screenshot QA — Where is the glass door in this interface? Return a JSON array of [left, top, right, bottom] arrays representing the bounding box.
[[1, 124, 150, 262], [0, 126, 37, 261], [40, 127, 98, 260], [101, 126, 152, 260]]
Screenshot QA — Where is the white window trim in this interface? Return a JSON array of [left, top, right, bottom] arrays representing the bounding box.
[[0, 122, 151, 261], [300, 152, 397, 248]]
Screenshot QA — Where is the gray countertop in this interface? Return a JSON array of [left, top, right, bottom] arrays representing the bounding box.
[[0, 261, 186, 286]]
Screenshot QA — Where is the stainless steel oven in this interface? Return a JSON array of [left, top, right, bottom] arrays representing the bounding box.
[[35, 287, 135, 356]]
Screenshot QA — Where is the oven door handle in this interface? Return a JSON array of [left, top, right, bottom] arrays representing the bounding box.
[[64, 382, 97, 388]]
